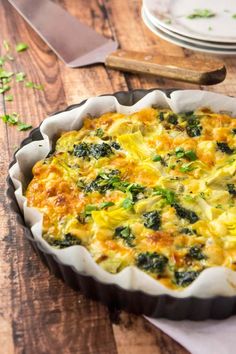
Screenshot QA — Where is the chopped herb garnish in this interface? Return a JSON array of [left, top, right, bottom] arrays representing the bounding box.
[[5, 94, 13, 102], [25, 81, 44, 90], [100, 201, 115, 209], [136, 252, 168, 274], [15, 72, 26, 82], [175, 147, 197, 161], [84, 205, 98, 216], [3, 40, 10, 52], [17, 122, 32, 131], [16, 42, 29, 52], [187, 9, 215, 19], [232, 14, 236, 19], [153, 187, 176, 205], [1, 113, 18, 125], [180, 162, 196, 173], [122, 198, 134, 209]]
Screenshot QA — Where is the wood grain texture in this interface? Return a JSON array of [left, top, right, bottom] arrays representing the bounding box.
[[2, 0, 236, 353]]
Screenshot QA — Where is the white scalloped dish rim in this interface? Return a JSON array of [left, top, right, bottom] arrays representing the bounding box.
[[9, 89, 236, 298]]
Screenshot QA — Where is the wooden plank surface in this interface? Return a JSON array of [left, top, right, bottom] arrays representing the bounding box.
[[0, 0, 236, 353]]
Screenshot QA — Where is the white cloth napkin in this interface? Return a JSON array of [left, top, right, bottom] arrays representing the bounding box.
[[146, 316, 236, 354]]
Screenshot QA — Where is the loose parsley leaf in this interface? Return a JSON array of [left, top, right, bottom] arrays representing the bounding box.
[[180, 163, 196, 173], [1, 113, 18, 125], [175, 147, 197, 161], [5, 94, 13, 101], [0, 57, 5, 66], [16, 72, 26, 82], [0, 85, 10, 94], [122, 198, 134, 209], [17, 122, 32, 131], [16, 42, 29, 52], [3, 40, 10, 52], [187, 9, 215, 19], [0, 69, 14, 79], [25, 81, 44, 90], [153, 187, 176, 205], [100, 201, 115, 209], [232, 14, 236, 19]]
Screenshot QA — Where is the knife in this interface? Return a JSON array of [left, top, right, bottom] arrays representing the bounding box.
[[8, 0, 226, 85]]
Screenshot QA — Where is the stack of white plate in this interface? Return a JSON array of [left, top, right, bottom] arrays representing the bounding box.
[[142, 0, 236, 55]]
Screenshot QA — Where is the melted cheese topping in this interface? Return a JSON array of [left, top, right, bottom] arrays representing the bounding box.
[[26, 107, 236, 289]]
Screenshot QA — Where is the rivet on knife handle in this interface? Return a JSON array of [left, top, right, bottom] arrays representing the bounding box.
[[105, 50, 227, 85]]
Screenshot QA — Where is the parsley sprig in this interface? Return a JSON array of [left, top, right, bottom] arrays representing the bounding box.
[[0, 39, 44, 131]]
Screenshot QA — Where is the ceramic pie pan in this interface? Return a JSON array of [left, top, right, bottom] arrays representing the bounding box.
[[7, 88, 236, 320]]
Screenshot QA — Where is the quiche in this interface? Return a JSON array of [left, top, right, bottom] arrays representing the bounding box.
[[25, 107, 236, 289]]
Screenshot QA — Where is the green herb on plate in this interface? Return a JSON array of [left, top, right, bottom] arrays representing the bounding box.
[[187, 9, 215, 19], [25, 81, 44, 90]]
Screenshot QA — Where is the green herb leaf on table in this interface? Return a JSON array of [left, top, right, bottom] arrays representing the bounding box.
[[0, 85, 10, 94], [16, 72, 26, 82], [3, 40, 10, 52], [17, 122, 32, 131], [233, 14, 236, 19], [1, 113, 19, 125], [25, 81, 44, 90], [5, 94, 13, 102], [16, 42, 29, 52]]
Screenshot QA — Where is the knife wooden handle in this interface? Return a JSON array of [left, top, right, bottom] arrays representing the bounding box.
[[105, 49, 226, 85]]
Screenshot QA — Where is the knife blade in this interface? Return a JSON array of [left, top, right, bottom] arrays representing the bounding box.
[[8, 0, 226, 85]]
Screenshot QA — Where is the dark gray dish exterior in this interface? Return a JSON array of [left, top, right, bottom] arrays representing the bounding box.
[[7, 88, 236, 320]]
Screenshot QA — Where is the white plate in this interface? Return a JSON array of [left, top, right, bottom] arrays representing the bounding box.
[[142, 8, 236, 55], [144, 0, 236, 43], [145, 7, 236, 50]]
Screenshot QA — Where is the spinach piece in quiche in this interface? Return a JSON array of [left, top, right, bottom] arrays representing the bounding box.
[[173, 203, 199, 224], [217, 142, 234, 155], [111, 141, 120, 150], [136, 252, 168, 274], [73, 142, 112, 159], [188, 246, 206, 260], [90, 142, 113, 159], [46, 233, 81, 248], [180, 228, 196, 235], [143, 210, 161, 230], [185, 115, 202, 137], [167, 113, 178, 125], [174, 270, 201, 287], [114, 226, 135, 247], [73, 142, 90, 158], [227, 184, 236, 196]]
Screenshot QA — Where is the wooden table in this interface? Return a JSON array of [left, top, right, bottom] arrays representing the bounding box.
[[1, 1, 236, 353]]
